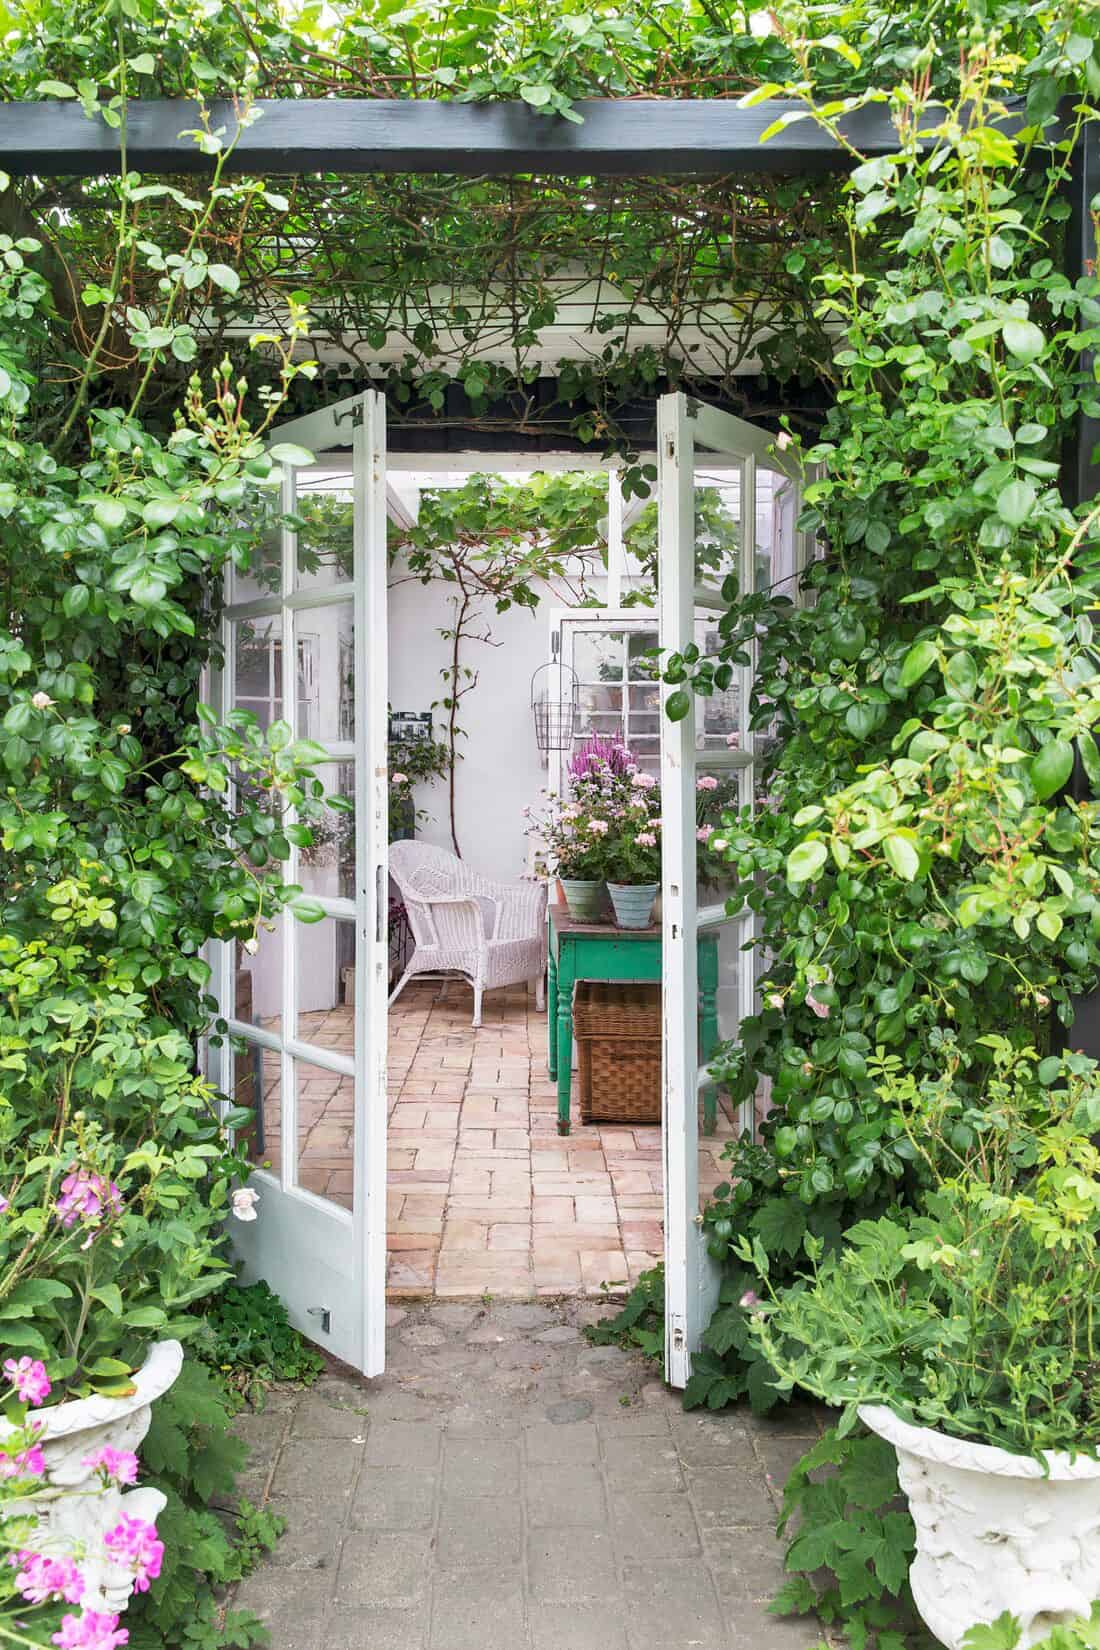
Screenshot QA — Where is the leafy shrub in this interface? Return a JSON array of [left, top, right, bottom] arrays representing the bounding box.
[[193, 1281, 325, 1409]]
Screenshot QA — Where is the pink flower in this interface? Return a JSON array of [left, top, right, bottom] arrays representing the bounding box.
[[806, 992, 830, 1019], [696, 775, 719, 791], [634, 832, 657, 847], [4, 1357, 51, 1405], [52, 1612, 128, 1650], [725, 731, 741, 749], [631, 771, 658, 790], [83, 1447, 139, 1487], [0, 1444, 46, 1479], [103, 1516, 163, 1594], [710, 838, 729, 852], [12, 1551, 85, 1605], [587, 819, 609, 835], [0, 1195, 9, 1213], [389, 772, 408, 786], [696, 825, 713, 842], [739, 1289, 761, 1310], [767, 993, 784, 1011], [56, 1168, 123, 1230]]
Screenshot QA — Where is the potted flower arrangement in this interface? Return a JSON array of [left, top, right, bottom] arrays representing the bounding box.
[[738, 1039, 1100, 1650], [527, 734, 638, 920], [603, 770, 662, 928]]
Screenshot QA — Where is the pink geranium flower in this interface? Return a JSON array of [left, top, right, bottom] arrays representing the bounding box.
[[12, 1550, 85, 1605], [83, 1447, 139, 1486], [0, 1444, 46, 1479], [103, 1516, 163, 1594], [634, 832, 657, 847], [52, 1612, 129, 1650], [696, 825, 713, 842], [4, 1357, 51, 1405], [696, 775, 719, 791]]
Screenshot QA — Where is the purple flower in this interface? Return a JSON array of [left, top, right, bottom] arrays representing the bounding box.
[[52, 1612, 129, 1650], [56, 1168, 123, 1230], [103, 1516, 163, 1594], [568, 734, 633, 782], [4, 1357, 51, 1405], [82, 1447, 139, 1487], [12, 1551, 85, 1605]]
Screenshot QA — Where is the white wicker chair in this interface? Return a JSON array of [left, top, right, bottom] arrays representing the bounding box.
[[388, 841, 547, 1027]]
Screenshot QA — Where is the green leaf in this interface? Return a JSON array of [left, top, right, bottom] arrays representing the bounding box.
[[269, 442, 315, 466], [996, 480, 1037, 526], [1002, 318, 1045, 362], [37, 79, 77, 97], [519, 82, 553, 107], [961, 1614, 1022, 1650], [665, 689, 691, 722], [1029, 738, 1073, 800], [787, 839, 828, 884], [92, 1284, 124, 1315], [883, 834, 920, 881], [127, 52, 156, 73], [898, 639, 938, 689], [208, 263, 241, 295]]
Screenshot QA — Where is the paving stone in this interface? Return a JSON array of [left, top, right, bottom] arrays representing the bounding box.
[[531, 1605, 629, 1650], [326, 1606, 427, 1650], [400, 1322, 448, 1348], [427, 1303, 482, 1331], [622, 1561, 726, 1649], [687, 1466, 777, 1530], [428, 1571, 527, 1650], [268, 1498, 346, 1572], [532, 1324, 581, 1344], [602, 1433, 685, 1492], [524, 1419, 598, 1464], [334, 1532, 432, 1607], [230, 1410, 289, 1465], [270, 1437, 363, 1502], [669, 1412, 752, 1473], [611, 1490, 700, 1558], [527, 1462, 605, 1526], [234, 1569, 334, 1643], [491, 1303, 556, 1329], [442, 1435, 520, 1496], [528, 1527, 618, 1601], [290, 1395, 370, 1440], [366, 1420, 444, 1469], [544, 1397, 593, 1424], [437, 1494, 522, 1567], [700, 1527, 790, 1605], [351, 1467, 436, 1530]]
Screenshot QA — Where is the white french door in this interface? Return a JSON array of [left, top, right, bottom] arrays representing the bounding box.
[[659, 393, 805, 1388], [212, 390, 389, 1376]]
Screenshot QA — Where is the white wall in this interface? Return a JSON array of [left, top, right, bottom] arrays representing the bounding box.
[[387, 561, 555, 879]]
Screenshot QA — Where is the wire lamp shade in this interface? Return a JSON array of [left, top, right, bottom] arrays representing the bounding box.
[[531, 659, 578, 755]]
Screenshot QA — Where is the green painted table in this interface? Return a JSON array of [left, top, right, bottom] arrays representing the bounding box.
[[547, 902, 720, 1135]]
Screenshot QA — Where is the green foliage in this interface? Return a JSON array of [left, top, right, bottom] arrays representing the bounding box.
[[130, 1362, 283, 1650], [746, 1043, 1100, 1457], [193, 1279, 325, 1409], [962, 1606, 1100, 1650], [585, 1263, 664, 1363]]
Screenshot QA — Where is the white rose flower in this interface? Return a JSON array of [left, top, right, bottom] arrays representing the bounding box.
[[231, 1187, 260, 1222]]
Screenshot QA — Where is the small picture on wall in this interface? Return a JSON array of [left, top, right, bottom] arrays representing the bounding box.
[[389, 710, 434, 747]]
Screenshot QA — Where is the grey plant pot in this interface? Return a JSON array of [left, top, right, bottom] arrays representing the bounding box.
[[607, 881, 659, 929], [560, 877, 605, 921]]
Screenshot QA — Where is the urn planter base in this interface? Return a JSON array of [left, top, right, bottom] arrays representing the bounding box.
[[860, 1404, 1100, 1650]]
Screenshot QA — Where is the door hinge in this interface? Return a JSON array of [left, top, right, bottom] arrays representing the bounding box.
[[307, 1306, 332, 1334]]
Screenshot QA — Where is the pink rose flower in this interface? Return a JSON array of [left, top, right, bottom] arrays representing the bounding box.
[[389, 772, 408, 785], [696, 775, 719, 791], [4, 1357, 51, 1405], [806, 992, 830, 1019], [696, 825, 713, 842]]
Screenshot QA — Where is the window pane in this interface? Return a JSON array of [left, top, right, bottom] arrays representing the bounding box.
[[295, 471, 354, 591], [299, 762, 355, 901], [235, 920, 284, 1039], [231, 1041, 280, 1178], [694, 468, 742, 592], [626, 630, 660, 681], [755, 466, 799, 599], [233, 615, 283, 731], [229, 489, 282, 604], [571, 629, 623, 683], [296, 917, 357, 1033], [296, 605, 355, 744], [295, 1059, 354, 1210]]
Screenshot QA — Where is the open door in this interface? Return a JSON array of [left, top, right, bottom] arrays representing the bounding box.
[[211, 390, 389, 1376], [659, 394, 805, 1389]]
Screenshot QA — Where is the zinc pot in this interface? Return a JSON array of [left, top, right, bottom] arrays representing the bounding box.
[[1, 1340, 183, 1616], [608, 882, 659, 929], [859, 1403, 1100, 1650], [560, 877, 605, 921]]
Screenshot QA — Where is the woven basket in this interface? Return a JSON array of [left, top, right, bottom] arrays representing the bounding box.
[[574, 980, 661, 1125]]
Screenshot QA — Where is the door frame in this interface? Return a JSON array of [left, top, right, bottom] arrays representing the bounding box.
[[212, 388, 389, 1377]]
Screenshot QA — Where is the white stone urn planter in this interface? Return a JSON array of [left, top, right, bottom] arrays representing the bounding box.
[[0, 1340, 183, 1614], [860, 1403, 1100, 1650]]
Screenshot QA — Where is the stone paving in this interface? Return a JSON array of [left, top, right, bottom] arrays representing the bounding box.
[[230, 1299, 824, 1650], [251, 981, 739, 1300]]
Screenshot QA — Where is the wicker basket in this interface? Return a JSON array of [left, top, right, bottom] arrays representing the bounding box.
[[574, 980, 661, 1125]]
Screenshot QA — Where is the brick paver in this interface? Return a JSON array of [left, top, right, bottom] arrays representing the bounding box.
[[231, 1300, 824, 1650]]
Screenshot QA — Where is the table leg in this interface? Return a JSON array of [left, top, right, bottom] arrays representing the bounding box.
[[556, 950, 574, 1136], [547, 946, 558, 1080], [699, 939, 720, 1136]]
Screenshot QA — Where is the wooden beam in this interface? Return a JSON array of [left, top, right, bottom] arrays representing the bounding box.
[[0, 95, 1025, 180]]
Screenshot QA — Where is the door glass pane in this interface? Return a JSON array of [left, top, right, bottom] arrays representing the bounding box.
[[694, 467, 742, 593], [294, 1059, 354, 1210], [233, 615, 284, 731], [235, 921, 285, 1040], [572, 629, 623, 684], [296, 470, 354, 591], [229, 489, 282, 604], [695, 762, 746, 912], [698, 919, 748, 1207], [297, 605, 355, 744], [626, 630, 659, 680], [296, 917, 356, 1042], [299, 762, 355, 901], [231, 1041, 280, 1178], [755, 466, 798, 599]]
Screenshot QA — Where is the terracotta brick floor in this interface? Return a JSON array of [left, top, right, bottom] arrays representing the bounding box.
[[253, 979, 739, 1300]]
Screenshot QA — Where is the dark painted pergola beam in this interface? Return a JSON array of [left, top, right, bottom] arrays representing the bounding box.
[[0, 95, 1027, 179]]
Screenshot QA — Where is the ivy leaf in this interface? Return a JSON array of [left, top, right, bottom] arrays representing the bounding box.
[[787, 839, 828, 883], [1029, 738, 1073, 800]]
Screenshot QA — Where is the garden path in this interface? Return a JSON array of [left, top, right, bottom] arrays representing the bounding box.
[[230, 1298, 825, 1650], [268, 980, 739, 1299]]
